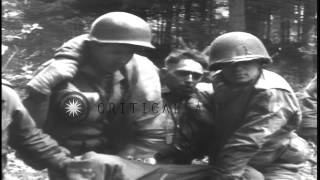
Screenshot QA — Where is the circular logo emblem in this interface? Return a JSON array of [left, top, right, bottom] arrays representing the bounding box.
[[58, 91, 89, 124]]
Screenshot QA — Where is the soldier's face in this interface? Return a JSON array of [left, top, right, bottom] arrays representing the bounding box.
[[164, 59, 204, 96], [89, 43, 134, 73], [222, 61, 261, 84]]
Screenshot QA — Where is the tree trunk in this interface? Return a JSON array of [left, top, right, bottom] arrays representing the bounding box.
[[208, 0, 216, 36], [302, 0, 316, 45], [279, 4, 291, 43], [174, 1, 181, 48], [185, 0, 192, 21], [165, 1, 173, 46], [199, 0, 207, 21], [266, 10, 271, 40], [229, 0, 246, 31], [297, 2, 302, 41]]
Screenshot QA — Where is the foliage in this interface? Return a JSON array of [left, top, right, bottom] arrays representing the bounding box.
[[4, 150, 48, 180], [2, 0, 317, 88]]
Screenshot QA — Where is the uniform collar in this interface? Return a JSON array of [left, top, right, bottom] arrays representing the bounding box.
[[254, 69, 294, 93]]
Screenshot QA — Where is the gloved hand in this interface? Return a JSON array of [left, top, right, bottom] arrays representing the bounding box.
[[27, 59, 78, 95]]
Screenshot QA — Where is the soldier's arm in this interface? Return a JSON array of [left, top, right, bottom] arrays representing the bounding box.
[[297, 91, 317, 143], [211, 89, 301, 178], [192, 83, 215, 124], [54, 34, 88, 62], [6, 86, 71, 171], [26, 34, 88, 95], [117, 56, 167, 158], [23, 35, 88, 125]]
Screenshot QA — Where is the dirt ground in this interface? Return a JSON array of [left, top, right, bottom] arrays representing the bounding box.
[[4, 151, 49, 180]]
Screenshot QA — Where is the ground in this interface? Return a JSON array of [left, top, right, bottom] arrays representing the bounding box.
[[4, 150, 49, 180]]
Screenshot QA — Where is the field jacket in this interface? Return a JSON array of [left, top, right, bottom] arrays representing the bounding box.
[[154, 84, 214, 164], [24, 35, 165, 159], [209, 70, 310, 178], [2, 80, 69, 176]]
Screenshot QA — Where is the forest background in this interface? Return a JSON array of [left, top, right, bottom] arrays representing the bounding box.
[[2, 0, 317, 179]]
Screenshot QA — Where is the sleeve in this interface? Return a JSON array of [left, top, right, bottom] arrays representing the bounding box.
[[7, 87, 70, 171], [116, 56, 167, 158], [192, 86, 215, 125], [23, 89, 51, 128], [297, 91, 317, 142], [25, 34, 87, 96], [54, 34, 88, 62], [299, 92, 317, 128], [213, 89, 301, 177]]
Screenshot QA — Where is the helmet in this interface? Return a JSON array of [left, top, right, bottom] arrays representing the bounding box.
[[209, 32, 272, 70], [88, 12, 155, 49]]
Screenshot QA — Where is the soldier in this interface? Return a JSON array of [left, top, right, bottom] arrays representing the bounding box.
[[2, 80, 72, 179], [63, 49, 218, 180], [207, 32, 311, 179], [62, 49, 264, 180], [71, 33, 315, 180], [23, 12, 165, 179], [154, 49, 214, 164]]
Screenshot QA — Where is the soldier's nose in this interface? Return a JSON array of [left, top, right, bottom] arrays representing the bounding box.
[[186, 74, 193, 82]]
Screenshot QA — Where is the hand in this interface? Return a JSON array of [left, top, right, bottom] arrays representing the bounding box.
[[80, 151, 125, 168], [27, 59, 78, 95], [65, 152, 128, 180], [66, 159, 108, 180], [59, 146, 72, 157]]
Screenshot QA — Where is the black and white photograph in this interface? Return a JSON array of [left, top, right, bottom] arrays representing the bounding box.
[[2, 0, 317, 179]]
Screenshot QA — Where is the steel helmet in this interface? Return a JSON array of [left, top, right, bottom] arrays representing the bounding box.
[[209, 32, 272, 71], [88, 12, 155, 48]]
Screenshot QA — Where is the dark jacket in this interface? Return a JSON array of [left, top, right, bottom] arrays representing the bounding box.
[[154, 84, 214, 164], [296, 86, 317, 144], [24, 35, 165, 159], [209, 70, 310, 178], [2, 80, 70, 176]]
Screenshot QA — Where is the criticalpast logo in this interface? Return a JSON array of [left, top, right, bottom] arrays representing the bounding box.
[[58, 91, 89, 124]]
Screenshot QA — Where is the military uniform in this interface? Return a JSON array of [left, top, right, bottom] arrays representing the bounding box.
[[296, 76, 317, 145], [2, 80, 70, 178], [24, 34, 166, 158], [208, 70, 311, 179], [154, 85, 214, 164]]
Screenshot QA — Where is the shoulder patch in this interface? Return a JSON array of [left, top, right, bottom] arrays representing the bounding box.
[[58, 91, 89, 124]]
